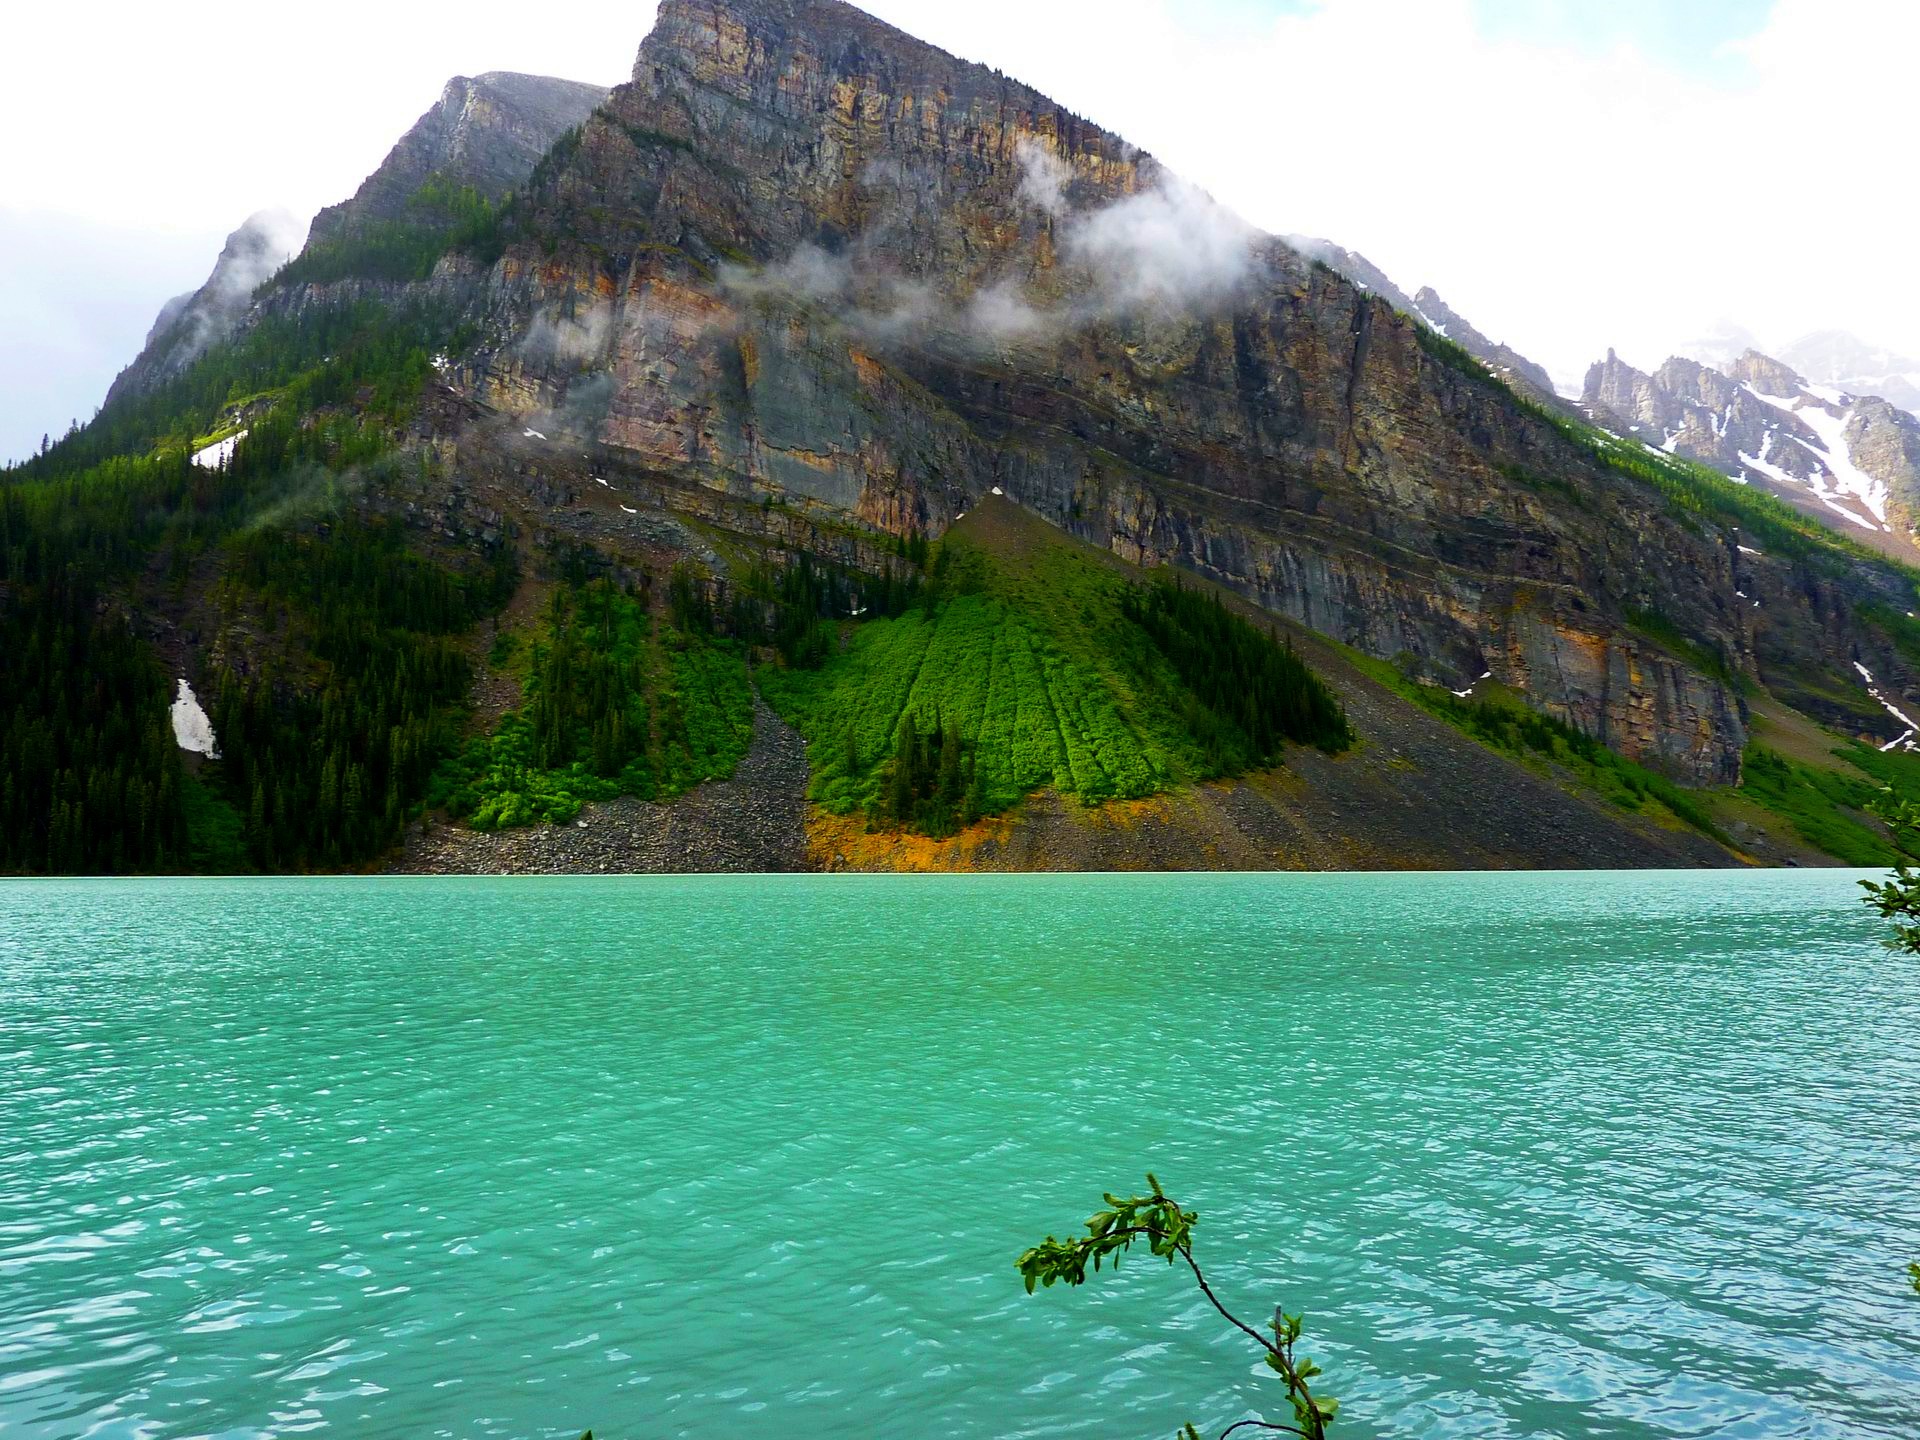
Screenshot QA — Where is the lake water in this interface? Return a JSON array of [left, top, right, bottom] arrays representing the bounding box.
[[3, 871, 1918, 1439]]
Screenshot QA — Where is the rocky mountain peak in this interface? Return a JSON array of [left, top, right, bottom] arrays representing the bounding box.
[[616, 0, 1149, 264], [1581, 341, 1920, 551], [106, 208, 307, 405], [307, 71, 609, 244], [1725, 349, 1807, 400], [1781, 329, 1920, 414]]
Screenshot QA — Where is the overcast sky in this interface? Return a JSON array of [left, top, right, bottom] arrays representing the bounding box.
[[4, 0, 1912, 463]]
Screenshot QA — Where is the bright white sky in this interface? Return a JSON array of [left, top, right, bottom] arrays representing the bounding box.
[[4, 0, 1912, 463]]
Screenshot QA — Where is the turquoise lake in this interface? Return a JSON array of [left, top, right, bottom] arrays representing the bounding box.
[[2, 871, 1918, 1438]]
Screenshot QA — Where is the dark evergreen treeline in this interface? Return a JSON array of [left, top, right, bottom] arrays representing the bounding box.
[[6, 297, 456, 487], [432, 579, 755, 830], [1122, 578, 1352, 772], [0, 255, 497, 876], [524, 583, 651, 777], [731, 554, 921, 668], [210, 518, 515, 870], [0, 576, 189, 874], [876, 711, 985, 838]]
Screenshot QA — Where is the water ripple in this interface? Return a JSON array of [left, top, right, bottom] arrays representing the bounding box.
[[1, 871, 1918, 1437]]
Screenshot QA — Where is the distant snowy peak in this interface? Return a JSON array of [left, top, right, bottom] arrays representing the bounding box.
[[1779, 329, 1920, 417], [1580, 346, 1920, 544]]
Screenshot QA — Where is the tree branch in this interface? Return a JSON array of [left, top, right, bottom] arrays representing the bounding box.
[[1177, 1241, 1282, 1359], [1219, 1419, 1308, 1438]]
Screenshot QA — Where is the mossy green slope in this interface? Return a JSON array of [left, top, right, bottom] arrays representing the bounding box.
[[759, 499, 1350, 831]]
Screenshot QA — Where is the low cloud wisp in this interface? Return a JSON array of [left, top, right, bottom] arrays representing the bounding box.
[[719, 135, 1258, 350]]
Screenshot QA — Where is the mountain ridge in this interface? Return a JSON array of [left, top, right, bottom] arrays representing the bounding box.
[[1580, 343, 1920, 562], [11, 0, 1920, 876]]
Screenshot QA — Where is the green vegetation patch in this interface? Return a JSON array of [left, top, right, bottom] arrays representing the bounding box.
[[278, 176, 509, 288], [430, 581, 754, 830], [1737, 746, 1905, 866], [759, 522, 1350, 835]]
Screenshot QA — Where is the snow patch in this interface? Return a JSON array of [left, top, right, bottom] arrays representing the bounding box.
[[169, 679, 219, 758], [1740, 383, 1888, 525], [619, 504, 637, 515], [1853, 662, 1920, 736], [523, 428, 547, 441], [191, 431, 247, 469]]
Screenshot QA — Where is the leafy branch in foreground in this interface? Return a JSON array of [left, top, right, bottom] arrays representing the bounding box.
[[1859, 794, 1920, 952], [1016, 1174, 1341, 1439], [1857, 801, 1920, 1298]]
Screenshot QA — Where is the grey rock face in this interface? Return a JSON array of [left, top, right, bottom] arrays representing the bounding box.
[[1582, 345, 1920, 545], [1409, 286, 1558, 401], [1287, 242, 1560, 404], [189, 0, 1920, 786], [307, 71, 610, 243], [454, 0, 1779, 783], [1284, 236, 1419, 313]]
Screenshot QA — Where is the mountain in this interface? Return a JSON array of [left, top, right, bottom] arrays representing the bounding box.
[[10, 0, 1920, 877], [1779, 330, 1920, 416], [105, 73, 609, 410], [306, 71, 610, 244], [1405, 286, 1559, 402], [1580, 346, 1920, 557], [103, 209, 307, 405]]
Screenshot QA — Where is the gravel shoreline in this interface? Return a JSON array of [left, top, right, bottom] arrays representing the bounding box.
[[386, 696, 812, 875]]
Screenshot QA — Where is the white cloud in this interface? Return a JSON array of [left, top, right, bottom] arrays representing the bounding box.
[[1013, 136, 1072, 217], [1060, 172, 1254, 312]]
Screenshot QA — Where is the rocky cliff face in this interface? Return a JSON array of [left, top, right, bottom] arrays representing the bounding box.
[[448, 0, 1782, 783], [1581, 346, 1920, 548], [105, 210, 307, 404], [401, 0, 1920, 783], [1408, 287, 1558, 402], [108, 73, 607, 407], [1282, 240, 1560, 404], [307, 71, 610, 243], [218, 0, 1920, 786]]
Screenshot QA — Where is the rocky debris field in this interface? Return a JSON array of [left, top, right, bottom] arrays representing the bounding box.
[[388, 696, 811, 875]]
